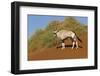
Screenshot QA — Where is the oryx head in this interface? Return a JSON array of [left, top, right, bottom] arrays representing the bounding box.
[[53, 30, 58, 37]]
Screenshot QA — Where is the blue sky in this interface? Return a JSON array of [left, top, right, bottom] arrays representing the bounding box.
[[28, 15, 88, 37]]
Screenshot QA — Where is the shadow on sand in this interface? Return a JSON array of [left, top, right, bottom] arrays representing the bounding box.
[[57, 45, 82, 48]]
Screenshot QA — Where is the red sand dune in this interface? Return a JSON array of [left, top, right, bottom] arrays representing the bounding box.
[[28, 33, 88, 61]]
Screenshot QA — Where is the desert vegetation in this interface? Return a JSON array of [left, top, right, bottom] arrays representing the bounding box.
[[28, 17, 87, 53]]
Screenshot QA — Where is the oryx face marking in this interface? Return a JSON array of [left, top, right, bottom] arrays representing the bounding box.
[[53, 31, 58, 37]]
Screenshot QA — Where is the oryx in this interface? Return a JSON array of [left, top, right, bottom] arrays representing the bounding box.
[[53, 30, 82, 49]]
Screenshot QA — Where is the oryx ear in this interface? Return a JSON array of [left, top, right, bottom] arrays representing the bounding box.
[[53, 30, 57, 34], [55, 30, 58, 33]]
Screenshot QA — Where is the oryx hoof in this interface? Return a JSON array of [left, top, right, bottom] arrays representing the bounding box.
[[72, 47, 74, 49], [61, 47, 65, 50], [76, 47, 78, 49]]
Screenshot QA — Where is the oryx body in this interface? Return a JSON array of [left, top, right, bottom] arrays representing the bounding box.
[[53, 30, 82, 49]]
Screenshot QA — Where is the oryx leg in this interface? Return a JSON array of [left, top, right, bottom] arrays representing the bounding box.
[[74, 36, 78, 49], [76, 41, 78, 49], [72, 35, 79, 49], [61, 40, 65, 49], [72, 41, 75, 49], [61, 43, 65, 49]]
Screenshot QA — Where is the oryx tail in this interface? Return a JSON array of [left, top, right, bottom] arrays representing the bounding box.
[[76, 35, 82, 42], [73, 31, 82, 43]]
